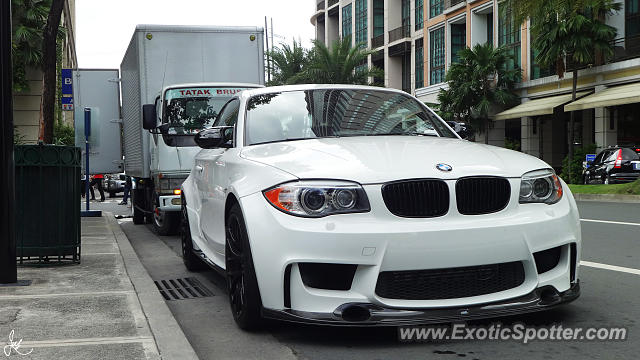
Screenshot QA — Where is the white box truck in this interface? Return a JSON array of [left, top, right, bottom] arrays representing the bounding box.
[[120, 25, 264, 234]]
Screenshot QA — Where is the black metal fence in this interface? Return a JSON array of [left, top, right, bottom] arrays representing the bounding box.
[[371, 34, 384, 48], [15, 145, 81, 265], [389, 25, 411, 43]]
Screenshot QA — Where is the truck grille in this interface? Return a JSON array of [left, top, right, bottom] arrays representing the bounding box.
[[455, 177, 511, 215], [381, 179, 449, 217], [375, 261, 525, 300]]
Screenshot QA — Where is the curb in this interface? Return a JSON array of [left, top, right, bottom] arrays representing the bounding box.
[[573, 193, 640, 203], [105, 213, 199, 360]]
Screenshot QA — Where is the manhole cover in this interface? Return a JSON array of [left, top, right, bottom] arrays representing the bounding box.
[[154, 277, 213, 301]]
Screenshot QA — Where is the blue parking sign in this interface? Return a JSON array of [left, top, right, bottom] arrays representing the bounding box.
[[585, 154, 596, 168], [61, 69, 73, 95]]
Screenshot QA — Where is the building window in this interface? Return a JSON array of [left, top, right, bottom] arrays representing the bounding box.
[[530, 48, 554, 80], [355, 0, 368, 45], [402, 0, 411, 29], [450, 23, 466, 64], [373, 0, 384, 38], [343, 4, 353, 47], [499, 2, 521, 72], [626, 0, 640, 38], [416, 0, 424, 30], [415, 38, 424, 88], [430, 27, 445, 85], [430, 0, 444, 18]]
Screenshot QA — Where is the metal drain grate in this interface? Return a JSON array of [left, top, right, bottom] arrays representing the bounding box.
[[154, 277, 214, 301]]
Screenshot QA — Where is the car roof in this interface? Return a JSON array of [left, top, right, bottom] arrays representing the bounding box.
[[235, 84, 413, 101]]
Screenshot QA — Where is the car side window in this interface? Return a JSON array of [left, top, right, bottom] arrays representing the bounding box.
[[213, 99, 240, 127], [594, 151, 606, 164]]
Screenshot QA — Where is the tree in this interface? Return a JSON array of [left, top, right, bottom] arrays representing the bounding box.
[[11, 0, 49, 92], [266, 40, 308, 86], [506, 0, 619, 178], [41, 0, 65, 144], [437, 43, 520, 142], [300, 37, 383, 85]]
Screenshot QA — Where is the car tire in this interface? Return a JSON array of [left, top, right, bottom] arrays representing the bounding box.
[[153, 203, 178, 236], [225, 203, 263, 331], [181, 196, 207, 271]]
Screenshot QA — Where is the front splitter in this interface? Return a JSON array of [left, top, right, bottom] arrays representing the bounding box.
[[262, 282, 580, 327]]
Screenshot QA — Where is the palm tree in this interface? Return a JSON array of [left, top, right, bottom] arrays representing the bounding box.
[[506, 0, 620, 178], [11, 0, 49, 92], [437, 43, 520, 143], [266, 40, 308, 86], [301, 37, 383, 85]]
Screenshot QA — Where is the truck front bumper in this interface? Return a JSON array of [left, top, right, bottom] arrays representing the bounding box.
[[158, 195, 181, 212]]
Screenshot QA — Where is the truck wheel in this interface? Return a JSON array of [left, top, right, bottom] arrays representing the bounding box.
[[153, 204, 178, 236], [226, 203, 262, 331], [181, 196, 207, 271]]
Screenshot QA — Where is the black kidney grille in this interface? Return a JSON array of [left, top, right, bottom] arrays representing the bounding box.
[[456, 177, 511, 215], [381, 179, 449, 217], [375, 261, 525, 300]]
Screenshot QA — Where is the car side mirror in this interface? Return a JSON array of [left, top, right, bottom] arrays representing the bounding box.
[[142, 104, 157, 130], [194, 126, 233, 149]]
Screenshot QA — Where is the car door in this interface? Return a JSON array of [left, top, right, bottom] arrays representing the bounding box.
[[198, 99, 241, 262], [591, 150, 609, 182]]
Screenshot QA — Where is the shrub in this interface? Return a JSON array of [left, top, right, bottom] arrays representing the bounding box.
[[560, 144, 598, 184]]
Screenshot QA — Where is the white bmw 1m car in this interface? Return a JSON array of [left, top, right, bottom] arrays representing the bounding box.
[[180, 84, 581, 330]]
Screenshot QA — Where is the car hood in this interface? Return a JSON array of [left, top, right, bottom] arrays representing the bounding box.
[[239, 136, 551, 184]]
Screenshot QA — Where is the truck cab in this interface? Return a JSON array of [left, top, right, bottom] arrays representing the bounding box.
[[137, 83, 262, 234]]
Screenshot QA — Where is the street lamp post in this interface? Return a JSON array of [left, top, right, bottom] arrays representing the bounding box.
[[0, 0, 17, 284]]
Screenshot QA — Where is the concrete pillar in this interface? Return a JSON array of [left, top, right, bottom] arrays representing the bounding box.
[[521, 116, 540, 157], [487, 120, 505, 147], [594, 106, 617, 151]]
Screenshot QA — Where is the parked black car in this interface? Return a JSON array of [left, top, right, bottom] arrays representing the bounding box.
[[583, 147, 640, 184]]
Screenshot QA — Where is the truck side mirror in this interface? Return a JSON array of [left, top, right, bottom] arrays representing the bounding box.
[[142, 104, 157, 130], [194, 126, 233, 149]]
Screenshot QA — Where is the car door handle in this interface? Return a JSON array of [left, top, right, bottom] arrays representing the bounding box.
[[195, 165, 204, 173]]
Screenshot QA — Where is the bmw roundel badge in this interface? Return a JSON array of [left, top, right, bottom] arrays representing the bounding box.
[[436, 163, 452, 172]]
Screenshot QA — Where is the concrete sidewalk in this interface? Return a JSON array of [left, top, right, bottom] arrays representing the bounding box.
[[0, 214, 197, 359]]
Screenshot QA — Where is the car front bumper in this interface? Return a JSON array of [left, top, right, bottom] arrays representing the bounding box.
[[262, 282, 580, 326], [239, 179, 582, 323]]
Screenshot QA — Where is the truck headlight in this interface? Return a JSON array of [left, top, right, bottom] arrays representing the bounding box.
[[263, 181, 370, 217], [519, 169, 563, 204]]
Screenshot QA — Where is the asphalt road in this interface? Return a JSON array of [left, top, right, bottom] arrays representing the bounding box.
[[94, 197, 640, 360]]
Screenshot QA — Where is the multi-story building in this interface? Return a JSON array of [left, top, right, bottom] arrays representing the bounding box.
[[312, 0, 640, 170], [13, 0, 77, 144], [311, 0, 426, 94]]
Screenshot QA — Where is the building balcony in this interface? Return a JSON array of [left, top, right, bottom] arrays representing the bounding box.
[[389, 25, 411, 43], [328, 0, 338, 8], [317, 1, 325, 11], [371, 34, 384, 48], [444, 0, 466, 14]]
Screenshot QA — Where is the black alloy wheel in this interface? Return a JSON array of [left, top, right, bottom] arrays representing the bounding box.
[[225, 203, 262, 330]]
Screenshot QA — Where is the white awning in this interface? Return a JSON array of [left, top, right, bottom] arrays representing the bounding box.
[[564, 82, 640, 112], [494, 91, 590, 120]]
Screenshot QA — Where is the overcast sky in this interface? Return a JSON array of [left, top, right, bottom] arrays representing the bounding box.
[[75, 0, 316, 68]]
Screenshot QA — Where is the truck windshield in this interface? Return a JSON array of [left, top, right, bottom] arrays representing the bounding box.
[[163, 87, 248, 134]]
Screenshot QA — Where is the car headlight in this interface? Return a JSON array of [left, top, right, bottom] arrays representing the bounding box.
[[263, 180, 370, 217], [519, 169, 563, 204]]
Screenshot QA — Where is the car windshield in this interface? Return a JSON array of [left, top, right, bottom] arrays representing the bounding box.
[[244, 89, 456, 145], [163, 87, 248, 134]]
